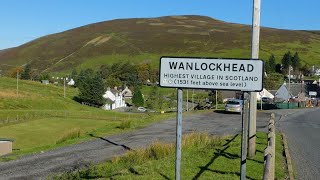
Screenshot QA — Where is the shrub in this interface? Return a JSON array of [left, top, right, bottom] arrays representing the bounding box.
[[56, 128, 81, 144], [118, 120, 132, 129]]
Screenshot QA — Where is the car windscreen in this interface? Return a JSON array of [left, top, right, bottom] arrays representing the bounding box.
[[227, 101, 240, 105]]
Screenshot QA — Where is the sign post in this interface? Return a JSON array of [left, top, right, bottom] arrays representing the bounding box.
[[175, 88, 183, 180], [249, 0, 261, 159], [160, 56, 263, 179], [240, 92, 249, 180]]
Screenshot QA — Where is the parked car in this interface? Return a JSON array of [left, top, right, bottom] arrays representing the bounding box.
[[224, 99, 243, 113], [261, 97, 273, 103], [137, 107, 147, 112]]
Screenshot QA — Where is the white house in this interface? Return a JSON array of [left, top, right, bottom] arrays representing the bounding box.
[[257, 88, 274, 100], [67, 78, 75, 86], [102, 88, 126, 110], [121, 86, 133, 99]]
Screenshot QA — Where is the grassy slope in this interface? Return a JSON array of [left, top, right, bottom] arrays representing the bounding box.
[[0, 15, 320, 74], [0, 77, 175, 158], [53, 132, 287, 179]]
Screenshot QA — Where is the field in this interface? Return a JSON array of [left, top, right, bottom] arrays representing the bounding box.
[[0, 77, 175, 159], [53, 132, 287, 179]]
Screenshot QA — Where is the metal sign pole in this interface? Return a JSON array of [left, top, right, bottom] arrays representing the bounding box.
[[175, 88, 183, 180], [240, 92, 249, 180]]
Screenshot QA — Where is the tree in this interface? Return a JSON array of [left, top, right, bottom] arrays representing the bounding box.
[[8, 67, 23, 78], [146, 85, 158, 109], [77, 69, 105, 106], [132, 87, 144, 107], [275, 63, 282, 74], [21, 64, 31, 80], [263, 73, 284, 90], [265, 60, 271, 73], [281, 51, 292, 74], [291, 52, 301, 71], [268, 54, 276, 73]]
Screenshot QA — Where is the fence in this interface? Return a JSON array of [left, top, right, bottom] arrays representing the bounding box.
[[263, 113, 276, 180]]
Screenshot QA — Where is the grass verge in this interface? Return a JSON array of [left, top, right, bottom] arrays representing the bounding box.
[[52, 132, 287, 179]]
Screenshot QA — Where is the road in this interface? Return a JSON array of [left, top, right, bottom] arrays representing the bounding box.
[[277, 108, 320, 180], [0, 111, 271, 179]]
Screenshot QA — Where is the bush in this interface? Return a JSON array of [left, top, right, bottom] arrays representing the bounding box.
[[56, 128, 81, 144], [118, 120, 132, 129]]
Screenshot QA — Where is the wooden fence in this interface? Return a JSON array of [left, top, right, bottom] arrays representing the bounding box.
[[263, 113, 276, 180]]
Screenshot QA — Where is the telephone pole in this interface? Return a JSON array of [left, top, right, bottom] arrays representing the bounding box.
[[248, 0, 261, 158], [16, 70, 19, 97]]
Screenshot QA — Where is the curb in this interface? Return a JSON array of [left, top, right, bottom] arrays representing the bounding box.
[[282, 133, 294, 180]]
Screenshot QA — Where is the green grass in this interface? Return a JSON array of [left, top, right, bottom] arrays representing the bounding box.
[[52, 132, 287, 180], [55, 127, 81, 144], [0, 77, 178, 160]]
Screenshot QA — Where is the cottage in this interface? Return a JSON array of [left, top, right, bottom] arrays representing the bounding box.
[[102, 87, 126, 110], [274, 83, 306, 102], [121, 86, 133, 99]]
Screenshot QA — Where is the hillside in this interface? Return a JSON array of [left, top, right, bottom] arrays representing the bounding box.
[[0, 15, 320, 74]]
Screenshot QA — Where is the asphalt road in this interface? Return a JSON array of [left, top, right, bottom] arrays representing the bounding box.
[[0, 110, 272, 179], [277, 108, 320, 180]]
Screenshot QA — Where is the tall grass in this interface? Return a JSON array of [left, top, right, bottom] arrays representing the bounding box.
[[56, 128, 81, 144], [118, 120, 132, 129]]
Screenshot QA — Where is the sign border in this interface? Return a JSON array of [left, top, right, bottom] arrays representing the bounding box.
[[159, 56, 264, 92]]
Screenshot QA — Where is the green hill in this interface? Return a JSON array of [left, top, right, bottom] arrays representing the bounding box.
[[1, 15, 320, 74]]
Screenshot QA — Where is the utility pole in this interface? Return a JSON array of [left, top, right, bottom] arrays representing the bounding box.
[[288, 66, 292, 95], [248, 0, 261, 158], [64, 77, 66, 98], [16, 70, 19, 97], [215, 90, 218, 110], [186, 89, 189, 111]]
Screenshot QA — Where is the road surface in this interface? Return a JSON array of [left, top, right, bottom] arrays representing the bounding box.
[[0, 110, 272, 179], [277, 108, 320, 180]]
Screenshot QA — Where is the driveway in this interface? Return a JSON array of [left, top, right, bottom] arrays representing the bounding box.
[[0, 110, 273, 179]]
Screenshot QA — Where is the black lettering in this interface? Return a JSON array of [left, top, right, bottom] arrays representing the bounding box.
[[186, 62, 193, 70], [232, 64, 237, 71], [169, 62, 178, 69], [247, 64, 254, 72], [224, 63, 230, 71], [216, 63, 222, 71], [195, 63, 200, 70], [178, 62, 185, 70], [209, 63, 215, 70], [239, 64, 245, 72], [201, 63, 207, 70]]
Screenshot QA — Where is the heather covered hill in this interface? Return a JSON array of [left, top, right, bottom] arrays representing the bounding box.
[[1, 15, 320, 73]]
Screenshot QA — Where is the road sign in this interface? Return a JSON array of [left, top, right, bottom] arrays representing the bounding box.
[[309, 91, 317, 96], [160, 57, 264, 92]]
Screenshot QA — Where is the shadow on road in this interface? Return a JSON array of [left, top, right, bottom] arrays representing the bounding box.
[[89, 134, 132, 151], [214, 110, 241, 115]]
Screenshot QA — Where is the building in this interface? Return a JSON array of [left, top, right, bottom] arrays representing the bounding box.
[[102, 87, 126, 110], [121, 86, 133, 99], [274, 83, 306, 102]]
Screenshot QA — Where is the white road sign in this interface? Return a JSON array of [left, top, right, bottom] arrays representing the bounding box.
[[160, 57, 264, 92]]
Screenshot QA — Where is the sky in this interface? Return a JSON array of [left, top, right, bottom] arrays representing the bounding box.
[[1, 0, 320, 50]]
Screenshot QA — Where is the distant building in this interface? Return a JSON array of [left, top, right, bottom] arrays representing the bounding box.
[[67, 78, 75, 86], [121, 86, 133, 99], [102, 87, 126, 110], [274, 83, 306, 102], [41, 80, 49, 85]]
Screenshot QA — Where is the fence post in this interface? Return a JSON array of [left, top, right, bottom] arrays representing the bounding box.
[[263, 113, 276, 180]]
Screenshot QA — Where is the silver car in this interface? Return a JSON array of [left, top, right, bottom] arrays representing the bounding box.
[[225, 99, 243, 113]]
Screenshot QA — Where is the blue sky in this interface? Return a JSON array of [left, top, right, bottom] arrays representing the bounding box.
[[1, 0, 319, 50]]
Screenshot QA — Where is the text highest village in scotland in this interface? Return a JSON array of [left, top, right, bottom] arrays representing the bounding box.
[[163, 61, 260, 82]]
